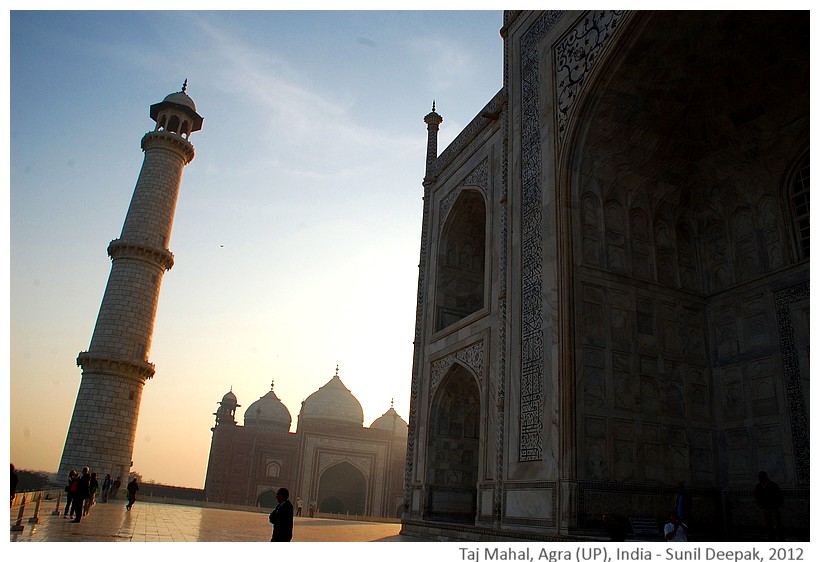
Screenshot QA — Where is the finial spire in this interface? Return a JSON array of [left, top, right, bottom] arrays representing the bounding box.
[[270, 380, 275, 392], [181, 79, 188, 93], [432, 100, 436, 112], [335, 364, 340, 377], [391, 397, 394, 408]]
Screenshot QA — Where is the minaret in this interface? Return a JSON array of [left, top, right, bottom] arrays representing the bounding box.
[[405, 101, 442, 510], [58, 81, 203, 480], [423, 101, 443, 180]]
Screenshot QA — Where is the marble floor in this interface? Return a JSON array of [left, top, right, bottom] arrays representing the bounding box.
[[9, 496, 410, 542]]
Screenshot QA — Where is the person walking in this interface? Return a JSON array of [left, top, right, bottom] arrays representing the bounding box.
[[754, 471, 785, 540], [295, 496, 303, 517], [308, 498, 317, 518], [70, 467, 91, 522], [101, 474, 112, 502], [126, 477, 139, 511], [269, 487, 294, 542]]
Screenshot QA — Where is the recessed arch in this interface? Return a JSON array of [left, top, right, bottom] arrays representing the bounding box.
[[784, 147, 810, 261], [435, 189, 486, 331], [557, 10, 809, 494], [424, 363, 480, 523], [256, 488, 278, 508], [317, 461, 367, 515]]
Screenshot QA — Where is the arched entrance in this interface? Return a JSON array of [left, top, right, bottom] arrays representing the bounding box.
[[256, 488, 278, 508], [558, 11, 809, 495], [424, 363, 480, 523], [317, 461, 367, 515]]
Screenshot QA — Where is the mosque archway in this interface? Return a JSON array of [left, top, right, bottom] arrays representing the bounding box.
[[424, 363, 480, 523], [256, 488, 278, 508], [317, 461, 367, 515]]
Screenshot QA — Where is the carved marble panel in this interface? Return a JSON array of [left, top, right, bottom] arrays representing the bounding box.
[[585, 439, 609, 480], [614, 440, 635, 482], [726, 428, 752, 478], [430, 340, 485, 398]]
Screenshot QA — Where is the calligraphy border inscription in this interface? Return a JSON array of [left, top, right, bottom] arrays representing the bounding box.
[[774, 280, 809, 484], [519, 10, 627, 461]]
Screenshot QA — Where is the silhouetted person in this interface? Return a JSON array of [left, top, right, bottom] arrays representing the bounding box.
[[126, 478, 139, 511], [269, 487, 294, 542], [101, 474, 112, 502], [11, 463, 18, 506], [84, 472, 99, 515], [70, 466, 91, 522], [63, 469, 78, 518], [602, 512, 627, 541], [754, 471, 785, 540], [671, 481, 693, 525], [295, 496, 303, 517]]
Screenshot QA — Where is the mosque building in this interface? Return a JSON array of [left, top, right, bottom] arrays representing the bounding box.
[[204, 367, 408, 518]]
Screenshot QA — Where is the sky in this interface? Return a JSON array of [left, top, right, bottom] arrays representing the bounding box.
[[7, 6, 504, 488]]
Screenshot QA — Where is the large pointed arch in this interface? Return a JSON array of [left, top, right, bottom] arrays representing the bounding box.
[[435, 189, 487, 331], [317, 461, 367, 515], [557, 11, 809, 500], [424, 362, 481, 523]]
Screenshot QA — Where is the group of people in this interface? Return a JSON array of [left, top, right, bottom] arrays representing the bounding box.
[[63, 468, 140, 522], [293, 496, 318, 518], [662, 472, 785, 542]]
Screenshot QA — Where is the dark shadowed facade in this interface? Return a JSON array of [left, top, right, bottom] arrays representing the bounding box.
[[402, 10, 809, 540], [205, 370, 407, 518]]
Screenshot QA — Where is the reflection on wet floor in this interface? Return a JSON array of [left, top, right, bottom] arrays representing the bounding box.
[[10, 498, 407, 542]]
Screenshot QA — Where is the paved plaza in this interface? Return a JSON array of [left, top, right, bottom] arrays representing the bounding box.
[[9, 496, 411, 542]]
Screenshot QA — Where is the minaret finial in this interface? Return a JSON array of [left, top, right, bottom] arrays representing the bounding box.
[[270, 380, 274, 392], [181, 79, 188, 93], [391, 397, 394, 408], [432, 100, 436, 112], [335, 364, 340, 377]]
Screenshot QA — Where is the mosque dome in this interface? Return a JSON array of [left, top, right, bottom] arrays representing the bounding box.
[[299, 368, 363, 427], [370, 404, 408, 436], [244, 383, 292, 433]]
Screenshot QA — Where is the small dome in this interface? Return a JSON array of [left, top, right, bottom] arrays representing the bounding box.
[[162, 90, 197, 112], [220, 390, 238, 406], [370, 405, 408, 435], [244, 385, 292, 433], [300, 370, 363, 427]]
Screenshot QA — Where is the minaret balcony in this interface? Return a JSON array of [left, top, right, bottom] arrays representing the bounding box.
[[141, 130, 196, 163], [76, 351, 156, 381], [107, 239, 175, 270]]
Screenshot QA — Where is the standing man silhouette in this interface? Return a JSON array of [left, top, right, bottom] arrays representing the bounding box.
[[269, 487, 294, 542], [754, 471, 785, 540]]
